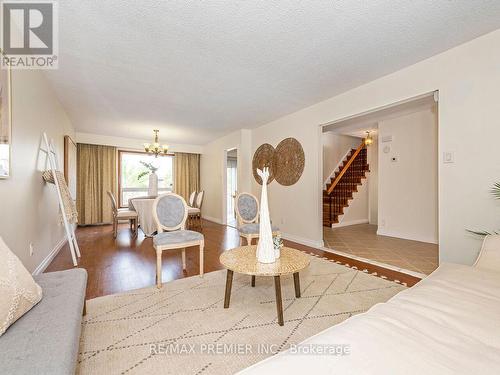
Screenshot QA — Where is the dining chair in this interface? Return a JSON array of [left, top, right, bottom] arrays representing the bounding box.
[[152, 193, 205, 288], [188, 190, 204, 229], [107, 191, 138, 238], [235, 192, 280, 246], [188, 191, 197, 207]]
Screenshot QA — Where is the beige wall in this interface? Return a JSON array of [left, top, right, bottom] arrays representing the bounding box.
[[377, 107, 438, 243], [251, 117, 324, 247], [200, 129, 252, 223], [0, 70, 75, 273], [243, 29, 500, 264]]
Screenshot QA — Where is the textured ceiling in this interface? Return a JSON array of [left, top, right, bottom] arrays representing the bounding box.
[[45, 1, 500, 145]]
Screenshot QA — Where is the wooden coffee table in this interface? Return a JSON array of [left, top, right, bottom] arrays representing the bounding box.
[[219, 245, 310, 326]]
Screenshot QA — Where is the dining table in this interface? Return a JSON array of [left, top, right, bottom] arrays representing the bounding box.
[[128, 196, 157, 237]]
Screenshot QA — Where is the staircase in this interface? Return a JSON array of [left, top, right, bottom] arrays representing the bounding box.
[[323, 141, 369, 227]]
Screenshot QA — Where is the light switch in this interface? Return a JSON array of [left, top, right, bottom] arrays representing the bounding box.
[[443, 152, 454, 163]]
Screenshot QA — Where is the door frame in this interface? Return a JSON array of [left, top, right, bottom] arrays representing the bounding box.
[[222, 147, 238, 225]]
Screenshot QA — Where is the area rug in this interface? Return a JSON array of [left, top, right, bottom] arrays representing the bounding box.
[[77, 255, 405, 374]]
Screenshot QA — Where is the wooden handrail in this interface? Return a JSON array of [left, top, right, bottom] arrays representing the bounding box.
[[326, 140, 365, 195]]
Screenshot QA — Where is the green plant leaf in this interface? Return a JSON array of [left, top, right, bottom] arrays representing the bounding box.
[[492, 182, 500, 199], [467, 229, 500, 236], [137, 171, 149, 181], [469, 181, 500, 235]]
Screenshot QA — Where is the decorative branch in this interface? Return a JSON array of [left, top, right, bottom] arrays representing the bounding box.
[[137, 161, 159, 181]]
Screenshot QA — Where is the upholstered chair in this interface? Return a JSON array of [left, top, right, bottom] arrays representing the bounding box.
[[152, 193, 205, 288], [107, 191, 138, 238], [235, 192, 279, 246], [188, 190, 204, 229]]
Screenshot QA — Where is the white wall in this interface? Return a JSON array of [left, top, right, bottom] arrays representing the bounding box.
[[322, 132, 361, 182], [200, 129, 252, 223], [243, 29, 500, 265], [0, 70, 75, 273], [377, 107, 438, 243]]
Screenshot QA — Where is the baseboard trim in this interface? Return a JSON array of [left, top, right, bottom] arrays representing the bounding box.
[[202, 215, 223, 225], [281, 232, 324, 249], [32, 237, 67, 276], [331, 219, 369, 228], [376, 229, 438, 244]]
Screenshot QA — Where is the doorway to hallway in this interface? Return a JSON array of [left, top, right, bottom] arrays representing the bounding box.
[[226, 149, 238, 227]]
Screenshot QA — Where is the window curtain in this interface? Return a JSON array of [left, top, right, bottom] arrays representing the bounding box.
[[76, 143, 117, 225], [174, 152, 200, 202]]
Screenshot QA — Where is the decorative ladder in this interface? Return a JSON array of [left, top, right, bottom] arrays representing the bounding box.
[[323, 141, 369, 227], [40, 132, 81, 266]]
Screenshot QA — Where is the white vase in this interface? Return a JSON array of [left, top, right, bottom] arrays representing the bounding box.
[[148, 172, 158, 196], [256, 167, 276, 264]]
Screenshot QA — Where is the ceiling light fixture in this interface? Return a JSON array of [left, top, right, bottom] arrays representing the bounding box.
[[143, 129, 168, 157], [364, 131, 373, 146]]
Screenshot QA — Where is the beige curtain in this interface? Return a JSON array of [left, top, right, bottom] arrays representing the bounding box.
[[76, 143, 117, 225], [174, 153, 200, 201]]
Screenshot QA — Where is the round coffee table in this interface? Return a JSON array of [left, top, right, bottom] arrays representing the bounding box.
[[219, 245, 310, 326]]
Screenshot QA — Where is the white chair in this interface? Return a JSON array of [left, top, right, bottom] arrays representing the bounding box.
[[235, 192, 280, 246], [188, 191, 197, 207], [152, 193, 205, 288], [188, 190, 204, 229], [107, 191, 138, 238]]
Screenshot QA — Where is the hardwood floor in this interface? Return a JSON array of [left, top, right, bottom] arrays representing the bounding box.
[[46, 220, 421, 300]]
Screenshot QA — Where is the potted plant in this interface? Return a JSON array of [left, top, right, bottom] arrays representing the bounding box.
[[138, 161, 159, 197], [468, 182, 500, 235]]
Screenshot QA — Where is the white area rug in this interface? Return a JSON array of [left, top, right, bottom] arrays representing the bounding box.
[[77, 255, 405, 374]]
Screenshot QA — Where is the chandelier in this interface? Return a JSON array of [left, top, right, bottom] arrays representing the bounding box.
[[144, 130, 168, 157]]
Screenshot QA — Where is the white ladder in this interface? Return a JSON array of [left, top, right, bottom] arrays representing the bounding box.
[[40, 132, 81, 266]]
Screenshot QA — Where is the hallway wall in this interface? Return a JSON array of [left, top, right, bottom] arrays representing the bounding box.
[[377, 107, 438, 243]]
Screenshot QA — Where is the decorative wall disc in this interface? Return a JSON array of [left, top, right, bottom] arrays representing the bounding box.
[[273, 138, 305, 186], [252, 143, 275, 185]]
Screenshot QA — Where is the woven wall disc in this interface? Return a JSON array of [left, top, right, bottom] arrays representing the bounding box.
[[273, 138, 305, 186], [252, 143, 275, 185]]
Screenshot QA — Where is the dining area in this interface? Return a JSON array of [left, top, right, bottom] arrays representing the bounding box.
[[107, 190, 205, 238]]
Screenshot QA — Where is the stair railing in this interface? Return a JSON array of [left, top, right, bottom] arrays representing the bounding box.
[[324, 139, 367, 226], [326, 140, 366, 195]]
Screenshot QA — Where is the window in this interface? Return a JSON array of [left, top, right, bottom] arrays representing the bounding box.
[[118, 151, 174, 207]]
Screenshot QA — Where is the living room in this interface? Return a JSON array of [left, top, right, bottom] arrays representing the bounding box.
[[1, 2, 500, 374]]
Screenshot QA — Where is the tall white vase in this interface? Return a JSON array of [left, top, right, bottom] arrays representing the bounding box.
[[256, 167, 276, 264], [148, 172, 158, 196]]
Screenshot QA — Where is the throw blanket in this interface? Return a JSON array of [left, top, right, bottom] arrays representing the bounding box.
[[42, 170, 78, 224]]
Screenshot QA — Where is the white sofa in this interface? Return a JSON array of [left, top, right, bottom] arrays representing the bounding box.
[[241, 235, 500, 374]]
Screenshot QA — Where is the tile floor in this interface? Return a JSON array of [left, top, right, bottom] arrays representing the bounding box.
[[323, 224, 438, 275]]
